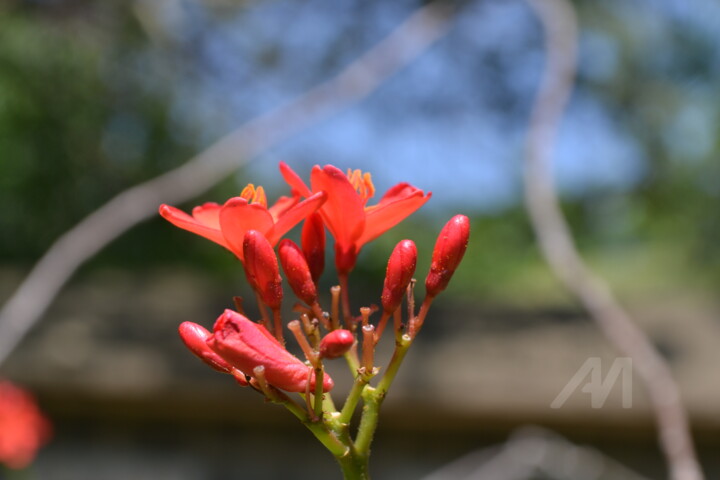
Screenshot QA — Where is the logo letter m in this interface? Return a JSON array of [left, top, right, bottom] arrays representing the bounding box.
[[551, 357, 632, 409]]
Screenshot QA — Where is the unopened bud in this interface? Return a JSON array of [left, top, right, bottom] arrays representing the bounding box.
[[243, 230, 283, 309], [302, 213, 325, 283], [425, 215, 470, 297], [381, 240, 417, 314], [178, 322, 233, 374], [319, 329, 354, 359], [279, 239, 318, 306]]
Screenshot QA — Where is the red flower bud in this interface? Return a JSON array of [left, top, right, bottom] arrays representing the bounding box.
[[178, 321, 235, 374], [243, 230, 283, 310], [301, 212, 325, 284], [425, 215, 470, 297], [381, 240, 417, 314], [319, 329, 355, 359], [209, 310, 334, 392], [278, 239, 318, 306]]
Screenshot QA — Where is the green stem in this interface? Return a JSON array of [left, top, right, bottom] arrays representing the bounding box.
[[354, 335, 412, 456], [323, 389, 337, 413], [354, 386, 380, 455], [274, 390, 348, 458], [376, 334, 411, 394], [344, 347, 360, 377], [335, 450, 371, 480], [339, 374, 370, 425]]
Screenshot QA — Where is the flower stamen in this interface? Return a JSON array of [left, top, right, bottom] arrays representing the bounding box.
[[240, 184, 268, 208], [346, 169, 375, 205]]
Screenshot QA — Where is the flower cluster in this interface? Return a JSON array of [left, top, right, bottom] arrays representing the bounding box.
[[0, 381, 52, 470], [160, 163, 468, 478]]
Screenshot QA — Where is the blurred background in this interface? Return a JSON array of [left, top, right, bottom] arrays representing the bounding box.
[[1, 0, 719, 478]]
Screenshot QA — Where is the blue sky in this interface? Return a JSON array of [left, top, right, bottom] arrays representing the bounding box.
[[130, 0, 718, 213]]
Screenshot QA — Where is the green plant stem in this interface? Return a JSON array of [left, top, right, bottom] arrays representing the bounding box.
[[354, 385, 380, 455], [354, 334, 412, 456], [323, 390, 337, 413], [274, 390, 347, 458], [344, 348, 360, 377], [376, 334, 411, 394], [339, 374, 370, 425], [335, 449, 371, 480]]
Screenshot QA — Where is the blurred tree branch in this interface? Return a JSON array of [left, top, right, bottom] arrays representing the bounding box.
[[0, 1, 454, 366], [522, 0, 703, 479]]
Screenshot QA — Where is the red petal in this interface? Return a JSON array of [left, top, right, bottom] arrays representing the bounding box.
[[267, 195, 300, 222], [191, 202, 222, 229], [279, 162, 313, 198], [372, 182, 422, 207], [159, 204, 230, 250], [357, 187, 431, 247], [178, 322, 233, 374], [219, 198, 274, 260], [266, 191, 327, 245], [310, 165, 365, 248]]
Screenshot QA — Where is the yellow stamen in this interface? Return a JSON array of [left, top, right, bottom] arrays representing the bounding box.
[[240, 184, 268, 208], [346, 169, 375, 205], [254, 186, 267, 208]]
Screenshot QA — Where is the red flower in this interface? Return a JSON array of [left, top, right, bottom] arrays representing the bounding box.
[[0, 382, 51, 470], [280, 163, 431, 273], [159, 184, 326, 261], [208, 310, 334, 393]]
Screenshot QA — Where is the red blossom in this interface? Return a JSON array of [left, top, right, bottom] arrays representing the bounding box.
[[159, 184, 326, 261], [208, 310, 334, 393], [381, 240, 417, 314], [0, 382, 51, 470], [280, 163, 431, 274]]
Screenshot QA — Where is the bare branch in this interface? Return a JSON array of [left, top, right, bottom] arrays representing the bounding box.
[[522, 0, 703, 479], [0, 1, 455, 367]]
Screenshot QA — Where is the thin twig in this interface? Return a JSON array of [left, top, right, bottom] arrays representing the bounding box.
[[0, 1, 455, 367], [522, 0, 703, 479]]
